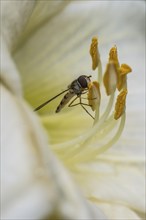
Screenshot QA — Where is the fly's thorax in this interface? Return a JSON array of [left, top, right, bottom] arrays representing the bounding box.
[[69, 79, 83, 95]]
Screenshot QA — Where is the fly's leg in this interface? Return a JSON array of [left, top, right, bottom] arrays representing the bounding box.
[[80, 90, 88, 95], [79, 96, 94, 119], [68, 96, 79, 107], [80, 104, 95, 119], [68, 96, 91, 108], [68, 96, 94, 119]]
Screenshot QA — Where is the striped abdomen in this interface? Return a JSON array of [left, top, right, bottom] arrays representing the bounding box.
[[55, 92, 75, 113]]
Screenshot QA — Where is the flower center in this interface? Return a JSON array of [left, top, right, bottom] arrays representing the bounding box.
[[42, 37, 132, 166]]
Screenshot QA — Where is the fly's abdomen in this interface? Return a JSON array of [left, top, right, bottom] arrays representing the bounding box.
[[56, 92, 75, 113]]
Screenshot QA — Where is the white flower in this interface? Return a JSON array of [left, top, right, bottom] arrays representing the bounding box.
[[1, 1, 145, 220]]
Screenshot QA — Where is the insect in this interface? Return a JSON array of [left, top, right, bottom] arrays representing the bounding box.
[[34, 75, 95, 119]]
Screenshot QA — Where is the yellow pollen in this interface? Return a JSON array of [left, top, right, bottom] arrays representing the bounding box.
[[114, 89, 128, 120], [90, 37, 99, 70], [119, 64, 132, 75], [117, 64, 132, 91], [103, 46, 120, 96], [88, 81, 101, 111], [109, 45, 119, 65]]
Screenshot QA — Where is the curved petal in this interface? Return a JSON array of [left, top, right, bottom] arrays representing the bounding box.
[[1, 81, 107, 220], [74, 156, 145, 218], [93, 203, 141, 220], [1, 0, 36, 95], [1, 2, 107, 219], [1, 0, 36, 51]]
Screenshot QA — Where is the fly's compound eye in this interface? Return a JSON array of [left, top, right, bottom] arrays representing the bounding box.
[[78, 75, 88, 88]]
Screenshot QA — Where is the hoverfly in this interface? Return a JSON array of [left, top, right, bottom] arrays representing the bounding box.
[[34, 75, 94, 119]]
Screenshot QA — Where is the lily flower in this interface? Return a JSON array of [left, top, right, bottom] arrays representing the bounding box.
[[1, 1, 145, 220]]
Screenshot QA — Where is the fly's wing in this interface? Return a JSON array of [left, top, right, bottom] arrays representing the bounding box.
[[56, 92, 75, 113], [34, 89, 69, 111]]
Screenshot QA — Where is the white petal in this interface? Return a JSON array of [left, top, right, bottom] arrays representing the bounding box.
[[1, 38, 22, 95], [1, 0, 36, 95], [1, 84, 54, 219], [1, 84, 107, 219], [75, 158, 145, 215], [94, 202, 141, 220], [1, 0, 36, 50]]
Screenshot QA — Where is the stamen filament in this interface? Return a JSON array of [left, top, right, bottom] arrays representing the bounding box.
[[41, 38, 132, 168], [66, 113, 126, 164], [94, 105, 100, 124], [98, 59, 102, 84], [95, 115, 117, 139], [53, 93, 115, 159], [64, 114, 117, 162]]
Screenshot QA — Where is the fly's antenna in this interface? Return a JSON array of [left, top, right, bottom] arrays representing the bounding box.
[[34, 89, 69, 111]]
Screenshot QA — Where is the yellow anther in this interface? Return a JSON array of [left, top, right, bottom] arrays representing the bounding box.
[[88, 81, 101, 111], [109, 46, 118, 61], [117, 64, 132, 91], [114, 89, 128, 120], [119, 64, 132, 75], [103, 46, 120, 96], [90, 37, 100, 70]]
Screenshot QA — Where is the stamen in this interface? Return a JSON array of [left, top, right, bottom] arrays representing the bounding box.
[[53, 93, 115, 158], [119, 64, 132, 75], [48, 38, 132, 166], [103, 46, 119, 95], [67, 113, 126, 165], [114, 89, 127, 120], [117, 64, 132, 91], [88, 81, 101, 111], [88, 81, 101, 123], [90, 37, 100, 70], [109, 45, 119, 65]]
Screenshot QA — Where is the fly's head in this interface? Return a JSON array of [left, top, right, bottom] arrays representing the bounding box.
[[78, 75, 91, 89], [69, 75, 91, 95]]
